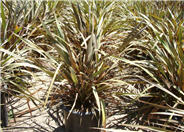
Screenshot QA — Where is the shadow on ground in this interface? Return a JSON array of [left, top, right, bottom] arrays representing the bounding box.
[[3, 104, 66, 132]]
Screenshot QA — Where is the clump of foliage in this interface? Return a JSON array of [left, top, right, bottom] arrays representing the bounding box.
[[113, 1, 184, 131]]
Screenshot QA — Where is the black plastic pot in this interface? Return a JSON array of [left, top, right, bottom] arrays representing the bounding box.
[[62, 106, 101, 132], [0, 92, 8, 127]]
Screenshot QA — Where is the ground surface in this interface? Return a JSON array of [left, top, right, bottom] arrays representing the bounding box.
[[2, 72, 64, 132]]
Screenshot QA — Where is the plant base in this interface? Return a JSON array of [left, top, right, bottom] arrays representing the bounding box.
[[64, 110, 101, 132]]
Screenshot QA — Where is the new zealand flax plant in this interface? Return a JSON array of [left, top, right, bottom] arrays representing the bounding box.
[[0, 0, 43, 127], [24, 0, 119, 129], [137, 7, 184, 131], [112, 1, 184, 131]]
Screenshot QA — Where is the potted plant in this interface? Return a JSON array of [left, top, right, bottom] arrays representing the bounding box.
[[29, 1, 118, 131], [112, 2, 184, 131], [0, 42, 40, 127], [0, 1, 42, 127]]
